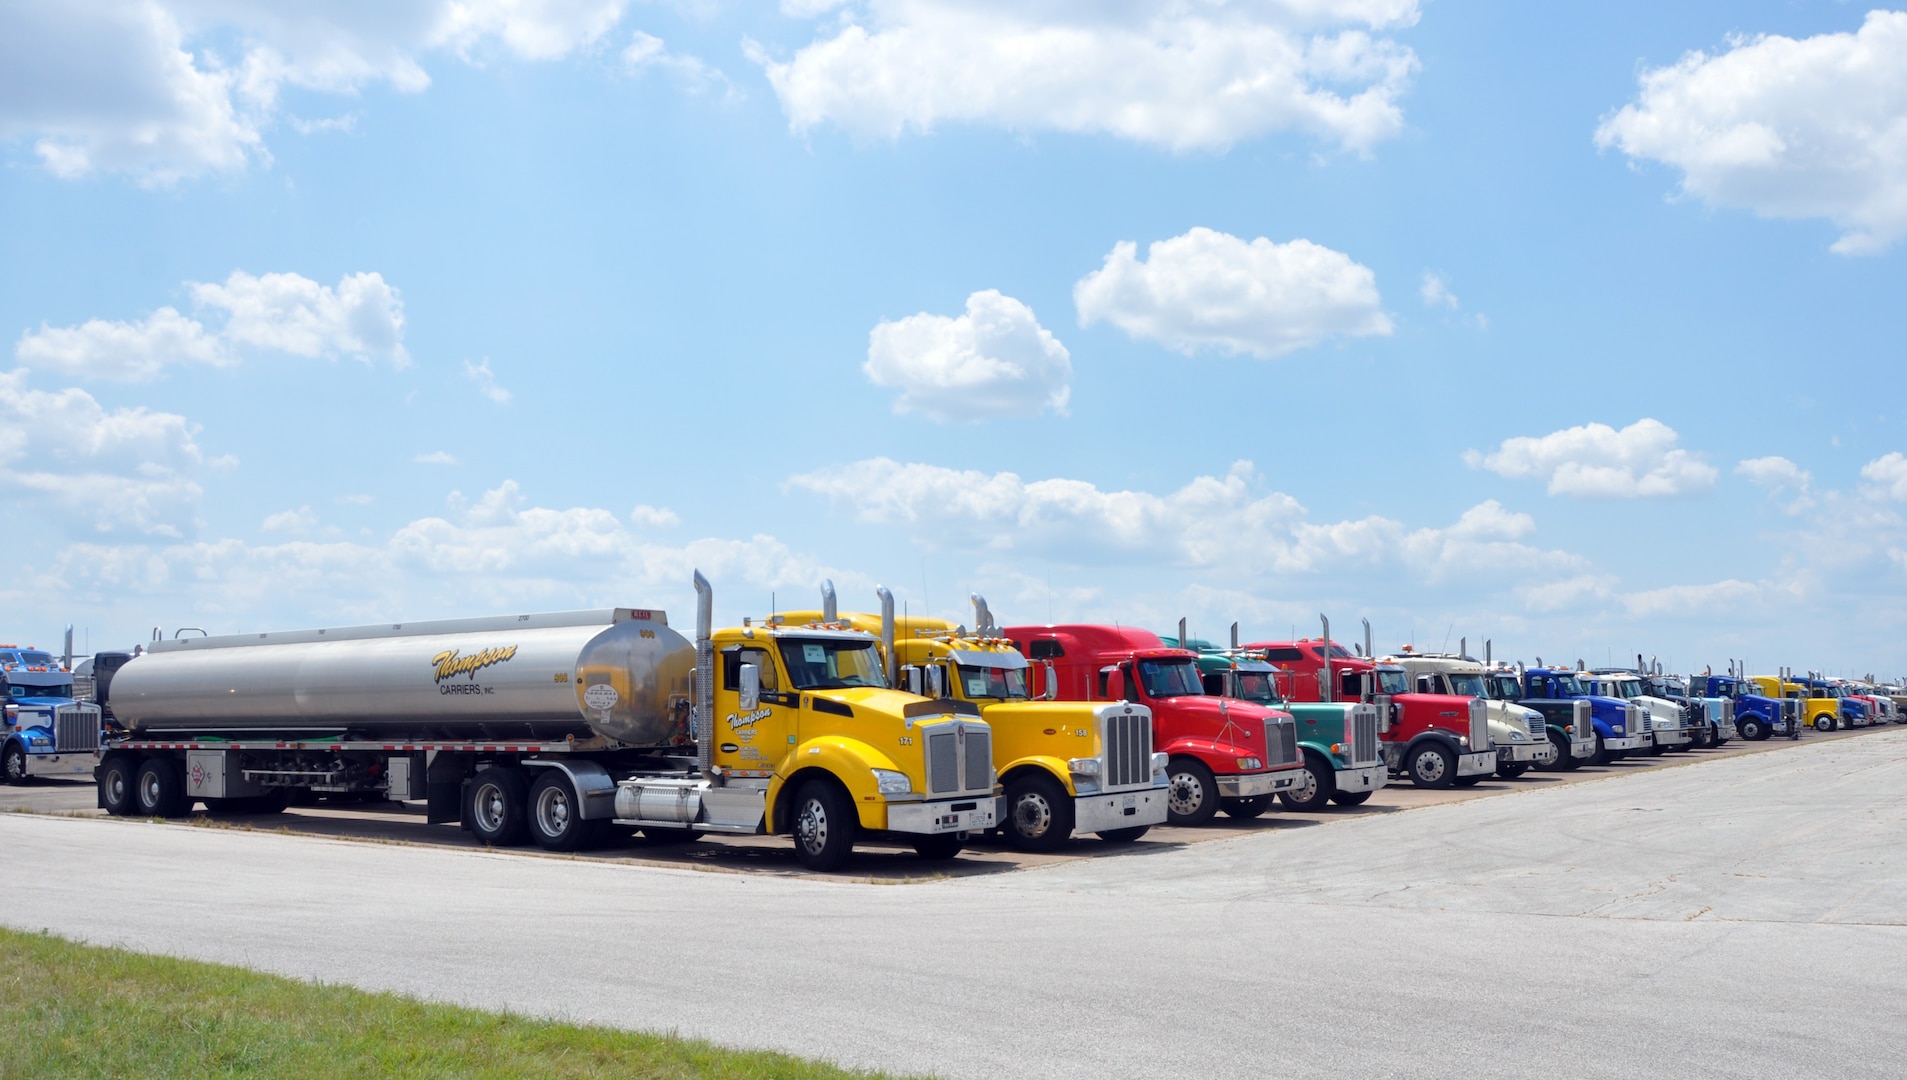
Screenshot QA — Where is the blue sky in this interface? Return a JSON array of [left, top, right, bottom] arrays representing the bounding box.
[[3, 0, 1904, 677]]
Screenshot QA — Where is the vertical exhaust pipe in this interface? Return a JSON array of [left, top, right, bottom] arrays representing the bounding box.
[[1485, 639, 1492, 666], [1361, 618, 1372, 662], [1230, 622, 1239, 651], [693, 571, 715, 779], [1320, 615, 1333, 703], [821, 579, 837, 623], [878, 586, 897, 686], [1178, 617, 1188, 650], [63, 625, 74, 671], [971, 593, 995, 636], [1459, 636, 1467, 661]]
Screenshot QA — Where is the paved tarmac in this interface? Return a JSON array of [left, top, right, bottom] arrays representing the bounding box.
[[5, 729, 1906, 1079]]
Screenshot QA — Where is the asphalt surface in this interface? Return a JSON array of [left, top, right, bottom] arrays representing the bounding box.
[[5, 728, 1906, 1079]]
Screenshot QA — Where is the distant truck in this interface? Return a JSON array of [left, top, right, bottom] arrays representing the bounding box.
[[1171, 631, 1387, 811], [93, 574, 1001, 872], [1, 644, 102, 784], [1518, 668, 1649, 765], [1642, 673, 1731, 749], [1690, 675, 1790, 740], [1001, 622, 1301, 825], [776, 587, 1169, 851], [1482, 667, 1596, 768], [1583, 670, 1691, 754], [1753, 675, 1841, 732], [1381, 650, 1555, 778]]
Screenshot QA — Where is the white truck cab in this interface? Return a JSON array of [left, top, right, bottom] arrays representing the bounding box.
[[1384, 652, 1557, 778]]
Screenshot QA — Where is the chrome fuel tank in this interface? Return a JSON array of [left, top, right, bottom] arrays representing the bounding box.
[[111, 608, 694, 744]]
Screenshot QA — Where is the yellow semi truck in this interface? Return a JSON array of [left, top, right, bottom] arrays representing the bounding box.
[[1749, 674, 1836, 732], [777, 584, 1168, 851]]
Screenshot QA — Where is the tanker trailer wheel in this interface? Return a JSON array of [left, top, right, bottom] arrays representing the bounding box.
[[1164, 757, 1220, 826], [466, 767, 530, 847], [134, 758, 189, 818], [1407, 744, 1455, 789], [1221, 794, 1274, 819], [1, 742, 27, 785], [1003, 772, 1074, 852], [99, 755, 138, 815], [912, 833, 964, 860], [528, 771, 591, 852], [1278, 757, 1333, 812], [1099, 826, 1150, 843], [790, 780, 856, 872], [1329, 791, 1372, 807], [1739, 717, 1767, 741]]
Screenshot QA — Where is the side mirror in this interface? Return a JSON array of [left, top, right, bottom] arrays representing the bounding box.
[[1041, 659, 1058, 700], [901, 665, 922, 696], [926, 664, 946, 699], [1100, 664, 1126, 702], [738, 663, 760, 711]]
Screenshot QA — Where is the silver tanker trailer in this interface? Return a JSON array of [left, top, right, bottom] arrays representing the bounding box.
[[93, 572, 1002, 868]]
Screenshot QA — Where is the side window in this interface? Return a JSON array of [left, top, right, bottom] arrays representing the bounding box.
[[1262, 647, 1304, 662], [1027, 639, 1064, 660], [1201, 672, 1224, 696], [721, 647, 779, 692], [1416, 675, 1435, 694]]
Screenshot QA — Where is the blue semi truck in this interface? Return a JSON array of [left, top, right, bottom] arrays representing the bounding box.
[[1514, 667, 1648, 766], [1688, 674, 1791, 740], [1, 644, 103, 784]]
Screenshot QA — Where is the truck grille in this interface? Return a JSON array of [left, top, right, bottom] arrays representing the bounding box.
[[1525, 713, 1544, 737], [926, 722, 992, 795], [1102, 709, 1151, 788], [1572, 700, 1592, 744], [1468, 699, 1490, 750], [1267, 717, 1299, 767], [1721, 701, 1734, 725], [54, 704, 101, 753], [1351, 706, 1380, 765], [1629, 704, 1648, 734]]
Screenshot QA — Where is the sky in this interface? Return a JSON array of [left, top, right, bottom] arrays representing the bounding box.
[[2, 0, 1905, 678]]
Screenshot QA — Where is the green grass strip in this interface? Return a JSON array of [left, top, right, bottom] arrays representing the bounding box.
[[0, 927, 911, 1079]]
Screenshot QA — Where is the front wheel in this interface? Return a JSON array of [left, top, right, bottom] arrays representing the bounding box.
[[1099, 826, 1150, 843], [1002, 772, 1075, 852], [1330, 791, 1372, 806], [1814, 714, 1837, 732], [912, 834, 964, 861], [1165, 758, 1220, 826], [1221, 794, 1274, 820], [1407, 744, 1455, 789], [1739, 717, 1767, 741], [1, 742, 27, 785], [790, 780, 856, 872], [1278, 759, 1334, 812]]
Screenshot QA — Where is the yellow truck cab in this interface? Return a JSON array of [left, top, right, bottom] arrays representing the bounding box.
[[779, 584, 1168, 851], [1749, 675, 1834, 732]]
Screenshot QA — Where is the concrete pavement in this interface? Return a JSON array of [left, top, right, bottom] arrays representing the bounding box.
[[5, 729, 1905, 1078]]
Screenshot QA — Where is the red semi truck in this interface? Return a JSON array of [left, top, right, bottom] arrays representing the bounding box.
[[1000, 624, 1301, 825], [1245, 637, 1494, 789]]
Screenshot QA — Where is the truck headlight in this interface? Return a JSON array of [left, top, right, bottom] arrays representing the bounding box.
[[1612, 725, 1624, 734], [1236, 757, 1262, 770], [871, 769, 911, 795], [1150, 752, 1169, 776], [1066, 758, 1101, 777]]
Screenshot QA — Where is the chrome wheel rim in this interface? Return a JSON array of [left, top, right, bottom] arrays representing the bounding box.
[[795, 796, 829, 855], [106, 770, 125, 804], [473, 782, 507, 834], [1291, 767, 1318, 804], [1012, 792, 1054, 838], [139, 770, 161, 810], [533, 786, 571, 838], [3, 751, 24, 782], [1413, 750, 1447, 783], [1167, 772, 1206, 817]]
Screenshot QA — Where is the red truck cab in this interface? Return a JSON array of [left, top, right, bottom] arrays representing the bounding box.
[[1003, 624, 1301, 825], [1245, 639, 1495, 788]]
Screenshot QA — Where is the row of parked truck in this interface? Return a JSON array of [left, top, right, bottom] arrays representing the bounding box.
[[2, 576, 1901, 871]]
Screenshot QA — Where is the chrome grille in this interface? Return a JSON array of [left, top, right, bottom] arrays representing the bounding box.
[[927, 731, 959, 794], [1629, 704, 1648, 734], [1102, 709, 1151, 788], [1572, 700, 1592, 744], [963, 726, 992, 791], [1468, 699, 1490, 750], [1722, 700, 1734, 725], [1525, 713, 1544, 737], [1352, 706, 1380, 765], [54, 704, 101, 753], [1267, 718, 1298, 767]]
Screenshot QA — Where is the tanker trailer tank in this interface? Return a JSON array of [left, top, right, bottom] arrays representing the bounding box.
[[109, 608, 695, 744]]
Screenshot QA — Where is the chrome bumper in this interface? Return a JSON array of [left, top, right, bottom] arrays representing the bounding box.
[[1652, 729, 1691, 746], [1604, 735, 1649, 751], [24, 753, 97, 779], [1333, 763, 1387, 793], [884, 796, 999, 836], [1073, 789, 1169, 833], [1217, 772, 1283, 798], [1456, 750, 1496, 777], [1570, 738, 1596, 758], [1500, 742, 1556, 764]]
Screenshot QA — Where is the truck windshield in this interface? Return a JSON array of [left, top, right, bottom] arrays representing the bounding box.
[[9, 682, 73, 699], [1552, 674, 1585, 696], [1603, 681, 1640, 700], [1444, 673, 1488, 697], [1136, 659, 1204, 698], [955, 663, 1028, 700], [1374, 669, 1408, 695], [1231, 670, 1281, 704], [18, 651, 54, 667], [1313, 644, 1355, 659], [1487, 675, 1521, 700], [777, 639, 888, 690]]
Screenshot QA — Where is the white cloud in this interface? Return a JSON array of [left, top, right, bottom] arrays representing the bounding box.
[[629, 504, 680, 528], [0, 368, 206, 535], [14, 270, 408, 382], [1737, 455, 1814, 513], [1622, 579, 1766, 618], [863, 290, 1071, 422], [622, 30, 733, 96], [1420, 271, 1458, 309], [414, 451, 460, 465], [462, 358, 511, 404], [261, 506, 319, 534], [1862, 451, 1907, 501], [0, 1, 632, 182], [1074, 227, 1391, 358], [1595, 11, 1907, 255], [786, 457, 1580, 586], [1464, 419, 1718, 499], [336, 493, 375, 505], [752, 0, 1421, 152]]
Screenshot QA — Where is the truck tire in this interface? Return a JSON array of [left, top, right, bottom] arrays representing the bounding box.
[[1813, 713, 1836, 732], [912, 834, 964, 860], [1739, 717, 1767, 741], [1098, 826, 1150, 843], [1406, 744, 1456, 789], [1278, 757, 1334, 812], [1, 742, 27, 785], [99, 755, 138, 815], [527, 770, 591, 852], [134, 757, 189, 818], [790, 780, 856, 872], [1330, 791, 1372, 806], [466, 767, 530, 847], [1164, 758, 1220, 826], [1221, 794, 1274, 819], [1002, 772, 1075, 852], [1497, 762, 1530, 779]]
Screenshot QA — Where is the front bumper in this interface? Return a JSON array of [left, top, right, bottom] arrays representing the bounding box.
[[24, 752, 97, 779], [1217, 771, 1292, 798], [1603, 735, 1649, 752], [1570, 737, 1597, 759], [1073, 788, 1169, 834], [1651, 728, 1691, 747], [1333, 763, 1387, 793], [885, 796, 1000, 836], [1500, 741, 1557, 764], [1456, 750, 1495, 777]]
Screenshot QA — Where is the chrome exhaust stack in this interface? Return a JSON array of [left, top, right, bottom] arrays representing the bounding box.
[[694, 570, 715, 779], [821, 579, 837, 623], [971, 593, 996, 636], [878, 586, 897, 686]]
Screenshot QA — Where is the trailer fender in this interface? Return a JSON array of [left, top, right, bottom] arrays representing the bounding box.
[[520, 759, 618, 820]]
